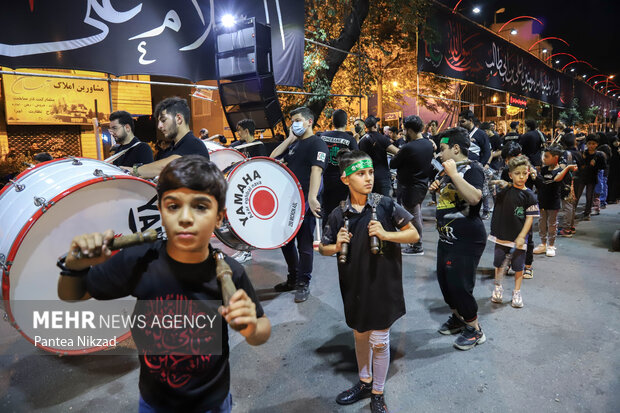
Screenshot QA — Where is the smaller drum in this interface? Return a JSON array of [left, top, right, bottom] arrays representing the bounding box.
[[202, 140, 246, 171], [214, 157, 305, 251]]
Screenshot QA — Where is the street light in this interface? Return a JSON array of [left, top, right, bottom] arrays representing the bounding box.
[[555, 60, 560, 64], [510, 29, 518, 35], [542, 48, 548, 54], [473, 6, 481, 14]]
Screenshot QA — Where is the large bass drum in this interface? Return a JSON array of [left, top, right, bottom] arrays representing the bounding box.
[[0, 158, 162, 354], [203, 140, 246, 171], [214, 157, 305, 251]]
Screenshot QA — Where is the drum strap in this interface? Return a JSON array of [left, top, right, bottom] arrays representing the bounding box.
[[104, 141, 141, 164]]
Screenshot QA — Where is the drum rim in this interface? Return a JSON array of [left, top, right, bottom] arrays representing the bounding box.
[[0, 158, 123, 200], [0, 158, 61, 199], [2, 174, 153, 355], [219, 156, 306, 249], [209, 147, 247, 158]]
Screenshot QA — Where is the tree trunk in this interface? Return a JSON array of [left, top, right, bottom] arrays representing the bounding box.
[[305, 0, 370, 119]]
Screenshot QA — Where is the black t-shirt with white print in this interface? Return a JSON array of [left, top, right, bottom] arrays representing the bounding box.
[[320, 130, 359, 179], [489, 186, 539, 249], [85, 241, 264, 412], [435, 162, 487, 253], [282, 134, 328, 199]]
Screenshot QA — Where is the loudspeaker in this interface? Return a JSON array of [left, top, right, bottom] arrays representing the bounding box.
[[225, 101, 283, 130], [216, 18, 272, 80], [219, 76, 277, 107], [215, 17, 286, 136]]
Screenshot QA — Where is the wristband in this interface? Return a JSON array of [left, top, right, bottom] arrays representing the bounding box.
[[132, 163, 143, 177], [56, 254, 89, 277]]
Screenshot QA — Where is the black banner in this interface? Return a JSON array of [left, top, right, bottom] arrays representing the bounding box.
[[419, 5, 613, 109], [0, 0, 304, 87]]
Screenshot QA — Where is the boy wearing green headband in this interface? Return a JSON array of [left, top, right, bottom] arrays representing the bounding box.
[[320, 149, 418, 413], [429, 127, 487, 351]]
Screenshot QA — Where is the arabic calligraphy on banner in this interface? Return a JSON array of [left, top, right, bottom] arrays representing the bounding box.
[[2, 68, 109, 125], [419, 5, 572, 106], [0, 0, 304, 86]]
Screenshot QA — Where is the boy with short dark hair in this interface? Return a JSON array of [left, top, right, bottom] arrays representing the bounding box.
[[574, 135, 606, 221], [429, 127, 487, 350], [532, 146, 577, 257], [488, 155, 539, 308], [58, 155, 271, 413]]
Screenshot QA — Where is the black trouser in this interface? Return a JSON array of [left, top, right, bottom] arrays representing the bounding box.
[[281, 211, 315, 285], [574, 180, 596, 216], [526, 229, 534, 266], [373, 177, 392, 197], [436, 242, 483, 322], [322, 176, 349, 226]]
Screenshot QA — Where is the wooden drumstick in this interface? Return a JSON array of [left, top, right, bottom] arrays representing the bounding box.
[[213, 249, 236, 306], [109, 229, 160, 250], [70, 229, 161, 259], [212, 249, 247, 331]]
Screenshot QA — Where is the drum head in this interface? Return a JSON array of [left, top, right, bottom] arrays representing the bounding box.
[[209, 148, 246, 171], [3, 176, 162, 354], [221, 157, 304, 249]]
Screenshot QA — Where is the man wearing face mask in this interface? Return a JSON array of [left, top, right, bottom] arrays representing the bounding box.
[[270, 107, 329, 303]]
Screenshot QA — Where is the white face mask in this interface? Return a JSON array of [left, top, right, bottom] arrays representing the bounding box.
[[291, 121, 307, 137]]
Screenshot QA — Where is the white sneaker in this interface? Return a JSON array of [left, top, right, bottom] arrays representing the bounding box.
[[233, 251, 252, 264], [546, 246, 556, 257], [533, 244, 547, 254], [512, 290, 524, 308], [491, 284, 503, 303]]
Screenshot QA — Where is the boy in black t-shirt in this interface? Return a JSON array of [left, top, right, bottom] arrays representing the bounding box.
[[532, 146, 577, 257], [58, 155, 271, 413], [488, 156, 539, 308], [574, 135, 606, 221], [429, 127, 487, 351], [231, 118, 267, 158], [320, 149, 418, 413]]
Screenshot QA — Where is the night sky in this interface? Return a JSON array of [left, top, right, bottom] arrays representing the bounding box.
[[436, 0, 620, 76]]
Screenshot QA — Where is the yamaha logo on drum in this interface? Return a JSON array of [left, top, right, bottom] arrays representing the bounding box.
[[233, 170, 280, 226], [128, 195, 162, 233]]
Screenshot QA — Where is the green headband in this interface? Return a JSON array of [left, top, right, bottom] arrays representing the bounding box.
[[344, 159, 373, 176], [440, 137, 450, 144]]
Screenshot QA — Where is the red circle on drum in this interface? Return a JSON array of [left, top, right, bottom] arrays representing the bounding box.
[[249, 186, 278, 220]]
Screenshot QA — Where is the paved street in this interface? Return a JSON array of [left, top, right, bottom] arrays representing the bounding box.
[[1, 197, 619, 412]]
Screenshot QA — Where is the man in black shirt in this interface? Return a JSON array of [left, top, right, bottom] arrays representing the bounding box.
[[270, 107, 328, 303], [574, 135, 606, 220], [124, 97, 210, 179], [320, 109, 359, 219], [359, 116, 399, 196], [503, 121, 521, 147], [108, 110, 153, 168], [390, 115, 434, 255], [231, 118, 267, 158], [458, 110, 491, 166], [519, 119, 544, 169]]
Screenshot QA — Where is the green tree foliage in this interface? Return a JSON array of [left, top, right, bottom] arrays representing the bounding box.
[[279, 0, 448, 127], [559, 98, 583, 126]]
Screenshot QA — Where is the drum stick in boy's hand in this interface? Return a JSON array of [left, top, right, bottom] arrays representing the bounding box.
[[212, 249, 248, 331], [70, 229, 161, 259]]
